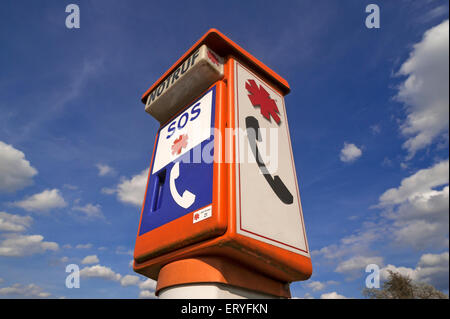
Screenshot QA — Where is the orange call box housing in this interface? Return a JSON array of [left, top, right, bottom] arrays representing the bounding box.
[[134, 29, 312, 298]]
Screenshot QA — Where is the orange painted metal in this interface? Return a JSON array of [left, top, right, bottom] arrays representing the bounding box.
[[140, 28, 290, 105], [156, 257, 291, 298]]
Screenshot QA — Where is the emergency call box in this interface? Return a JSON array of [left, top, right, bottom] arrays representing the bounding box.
[[134, 29, 312, 288]]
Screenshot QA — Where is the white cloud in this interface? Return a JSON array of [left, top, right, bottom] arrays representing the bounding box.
[[395, 20, 449, 159], [339, 143, 362, 162], [370, 124, 381, 135], [390, 186, 449, 222], [313, 225, 384, 262], [419, 252, 449, 267], [0, 234, 58, 257], [305, 281, 326, 292], [0, 212, 33, 232], [79, 262, 156, 298], [80, 265, 121, 281], [335, 256, 384, 276], [72, 203, 104, 219], [304, 279, 339, 293], [139, 278, 157, 291], [292, 292, 314, 299], [0, 141, 38, 193], [120, 275, 141, 287], [81, 255, 99, 265], [314, 160, 449, 281], [378, 160, 448, 206], [400, 162, 409, 170], [115, 246, 133, 256], [139, 289, 157, 299], [320, 291, 347, 299], [312, 221, 391, 283], [0, 283, 51, 298], [138, 278, 157, 299], [96, 164, 115, 177], [116, 169, 148, 206], [392, 219, 448, 249], [380, 252, 449, 290], [104, 169, 148, 207], [75, 243, 93, 249], [11, 189, 67, 212], [377, 159, 449, 249]]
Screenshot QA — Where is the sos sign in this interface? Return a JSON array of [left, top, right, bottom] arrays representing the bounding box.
[[137, 87, 216, 237], [166, 103, 201, 140]]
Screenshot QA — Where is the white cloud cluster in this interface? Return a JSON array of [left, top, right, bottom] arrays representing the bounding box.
[[305, 281, 325, 292], [380, 252, 449, 290], [115, 246, 133, 256], [292, 293, 314, 299], [395, 20, 449, 159], [335, 256, 384, 277], [0, 212, 33, 232], [340, 143, 362, 163], [315, 160, 449, 276], [120, 275, 141, 287], [73, 203, 104, 219], [378, 159, 449, 249], [138, 278, 157, 299], [0, 283, 51, 298], [79, 261, 157, 298], [0, 141, 38, 193], [320, 291, 348, 299], [0, 210, 59, 258], [102, 169, 148, 207], [312, 224, 383, 263], [378, 160, 448, 206], [313, 160, 449, 290], [80, 264, 122, 281], [305, 280, 338, 292], [81, 254, 99, 264], [139, 289, 156, 299], [11, 189, 67, 212], [75, 243, 93, 249], [0, 234, 58, 257]]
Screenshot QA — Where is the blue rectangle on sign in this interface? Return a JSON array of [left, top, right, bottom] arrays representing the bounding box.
[[139, 87, 216, 236]]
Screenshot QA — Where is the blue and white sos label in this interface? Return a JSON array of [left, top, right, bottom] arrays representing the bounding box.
[[139, 87, 216, 236]]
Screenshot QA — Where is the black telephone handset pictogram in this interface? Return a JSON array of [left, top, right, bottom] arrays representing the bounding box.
[[245, 116, 293, 205]]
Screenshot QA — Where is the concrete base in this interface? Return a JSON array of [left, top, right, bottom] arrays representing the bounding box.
[[158, 282, 281, 299]]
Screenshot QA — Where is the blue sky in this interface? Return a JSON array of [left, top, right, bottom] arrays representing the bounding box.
[[0, 0, 448, 299]]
